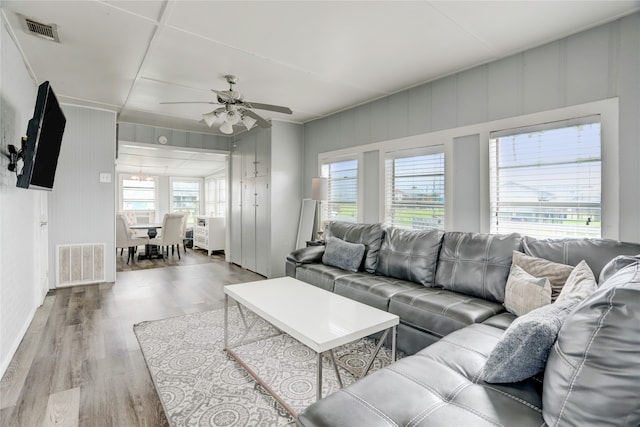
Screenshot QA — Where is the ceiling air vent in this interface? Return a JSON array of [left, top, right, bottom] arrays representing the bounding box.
[[21, 15, 60, 42]]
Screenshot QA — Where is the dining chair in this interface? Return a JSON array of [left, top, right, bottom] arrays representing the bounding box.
[[151, 213, 185, 260], [115, 214, 149, 264]]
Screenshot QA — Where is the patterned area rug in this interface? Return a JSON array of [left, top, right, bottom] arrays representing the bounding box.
[[134, 306, 398, 427]]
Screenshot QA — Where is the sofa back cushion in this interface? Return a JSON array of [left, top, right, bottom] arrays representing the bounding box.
[[325, 221, 384, 273], [435, 232, 523, 303], [523, 236, 640, 283], [542, 261, 640, 427], [375, 227, 444, 286]]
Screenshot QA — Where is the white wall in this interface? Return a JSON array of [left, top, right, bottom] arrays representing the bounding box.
[[0, 18, 42, 376], [303, 13, 640, 243], [48, 105, 117, 287]]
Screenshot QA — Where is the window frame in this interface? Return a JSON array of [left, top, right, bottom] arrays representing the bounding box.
[[489, 116, 602, 239], [169, 176, 204, 227], [383, 145, 445, 231], [118, 173, 158, 213], [318, 153, 363, 224], [204, 174, 227, 218]]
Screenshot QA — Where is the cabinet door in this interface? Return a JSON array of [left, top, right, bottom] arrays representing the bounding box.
[[255, 176, 269, 276], [241, 136, 257, 178], [230, 153, 243, 264], [241, 178, 256, 272], [255, 132, 270, 177]]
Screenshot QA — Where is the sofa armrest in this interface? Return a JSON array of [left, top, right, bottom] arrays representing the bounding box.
[[286, 246, 325, 265]]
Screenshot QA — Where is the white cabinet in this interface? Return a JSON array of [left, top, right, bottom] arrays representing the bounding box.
[[229, 124, 302, 278], [194, 216, 225, 255]]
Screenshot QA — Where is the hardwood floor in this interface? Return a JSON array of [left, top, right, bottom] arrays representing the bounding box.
[[0, 250, 264, 427]]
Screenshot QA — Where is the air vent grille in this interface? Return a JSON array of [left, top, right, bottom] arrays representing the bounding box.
[[24, 17, 60, 42]]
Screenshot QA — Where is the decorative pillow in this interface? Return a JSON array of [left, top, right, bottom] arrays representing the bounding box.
[[556, 260, 597, 303], [512, 251, 573, 301], [482, 299, 579, 383], [504, 265, 552, 316], [321, 237, 365, 272]]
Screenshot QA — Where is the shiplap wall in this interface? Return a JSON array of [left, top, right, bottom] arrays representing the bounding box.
[[0, 20, 41, 376], [118, 122, 230, 151], [304, 13, 640, 243], [48, 105, 117, 287]]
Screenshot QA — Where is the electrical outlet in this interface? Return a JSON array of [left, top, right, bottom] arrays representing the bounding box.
[[99, 172, 111, 183]]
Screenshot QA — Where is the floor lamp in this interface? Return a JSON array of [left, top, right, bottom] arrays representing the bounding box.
[[311, 177, 328, 241]]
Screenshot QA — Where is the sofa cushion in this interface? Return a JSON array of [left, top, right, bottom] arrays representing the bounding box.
[[555, 259, 597, 303], [298, 324, 545, 427], [482, 299, 579, 384], [503, 265, 552, 316], [294, 263, 352, 292], [333, 273, 422, 311], [389, 287, 505, 339], [482, 312, 517, 330], [512, 251, 573, 301], [435, 232, 523, 303], [598, 254, 640, 284], [325, 221, 384, 273], [522, 236, 640, 283], [374, 227, 444, 286], [321, 237, 365, 272], [543, 261, 640, 427]]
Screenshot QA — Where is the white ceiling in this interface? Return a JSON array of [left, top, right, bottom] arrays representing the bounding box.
[[116, 143, 227, 177], [2, 1, 639, 136]]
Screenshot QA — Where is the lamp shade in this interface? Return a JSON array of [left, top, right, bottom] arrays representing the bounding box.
[[219, 121, 234, 134], [311, 177, 328, 200], [242, 114, 257, 130], [202, 111, 219, 127], [225, 109, 241, 125]]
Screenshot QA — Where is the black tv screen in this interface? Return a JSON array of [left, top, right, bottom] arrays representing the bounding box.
[[17, 81, 66, 190]]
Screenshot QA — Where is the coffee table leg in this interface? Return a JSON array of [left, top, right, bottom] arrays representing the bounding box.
[[392, 325, 397, 363], [317, 352, 323, 401], [224, 294, 229, 349]]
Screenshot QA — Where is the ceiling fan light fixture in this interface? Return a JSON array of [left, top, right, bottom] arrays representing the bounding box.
[[225, 109, 241, 125], [219, 121, 234, 134], [202, 111, 218, 127], [242, 114, 257, 130]]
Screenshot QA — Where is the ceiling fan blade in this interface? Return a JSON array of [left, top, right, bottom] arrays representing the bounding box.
[[160, 101, 218, 105], [243, 101, 292, 114], [242, 109, 271, 128], [212, 89, 233, 102]]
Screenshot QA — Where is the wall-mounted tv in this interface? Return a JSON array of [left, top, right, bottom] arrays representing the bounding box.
[[16, 81, 66, 190]]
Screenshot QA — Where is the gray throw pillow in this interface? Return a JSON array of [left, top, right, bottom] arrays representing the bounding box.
[[503, 265, 552, 316], [322, 237, 365, 272], [556, 260, 597, 303], [512, 251, 573, 301], [482, 299, 579, 383]]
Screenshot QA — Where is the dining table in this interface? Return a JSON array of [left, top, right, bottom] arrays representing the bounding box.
[[129, 223, 163, 259]]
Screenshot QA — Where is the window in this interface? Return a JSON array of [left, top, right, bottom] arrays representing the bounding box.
[[171, 179, 201, 227], [205, 176, 227, 217], [384, 148, 445, 231], [121, 175, 156, 211], [489, 116, 601, 239], [321, 158, 358, 223]]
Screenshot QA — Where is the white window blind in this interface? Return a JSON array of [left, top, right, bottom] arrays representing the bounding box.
[[205, 177, 227, 218], [384, 148, 445, 231], [172, 180, 201, 227], [122, 175, 156, 211], [321, 158, 358, 223], [490, 116, 601, 239]]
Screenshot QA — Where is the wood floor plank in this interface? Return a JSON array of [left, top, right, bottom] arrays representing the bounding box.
[[1, 251, 264, 426], [42, 387, 80, 427]]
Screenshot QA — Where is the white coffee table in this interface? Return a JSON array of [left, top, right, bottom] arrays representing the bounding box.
[[224, 276, 399, 413]]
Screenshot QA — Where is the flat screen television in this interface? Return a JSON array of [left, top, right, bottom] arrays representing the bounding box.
[[16, 81, 66, 190]]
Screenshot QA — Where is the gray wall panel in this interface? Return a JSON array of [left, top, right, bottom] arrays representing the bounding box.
[[487, 55, 521, 120], [456, 67, 488, 126], [388, 91, 409, 139], [354, 104, 372, 145], [523, 42, 562, 113], [566, 24, 611, 106], [362, 150, 380, 224], [370, 97, 390, 143], [408, 83, 432, 135], [431, 76, 457, 131], [451, 134, 481, 232]]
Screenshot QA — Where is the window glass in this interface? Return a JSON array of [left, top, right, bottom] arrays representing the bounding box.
[[205, 177, 227, 217], [385, 150, 445, 230], [321, 158, 358, 223], [172, 180, 201, 227], [122, 176, 156, 211], [489, 117, 601, 238]]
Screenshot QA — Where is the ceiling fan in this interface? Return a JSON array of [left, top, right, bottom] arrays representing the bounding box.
[[160, 75, 292, 134]]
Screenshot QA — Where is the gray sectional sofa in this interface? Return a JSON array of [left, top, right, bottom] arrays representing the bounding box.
[[285, 221, 640, 426]]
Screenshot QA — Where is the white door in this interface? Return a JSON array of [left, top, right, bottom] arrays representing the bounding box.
[[37, 191, 49, 302], [255, 176, 269, 276], [241, 178, 256, 271], [230, 153, 243, 264]]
